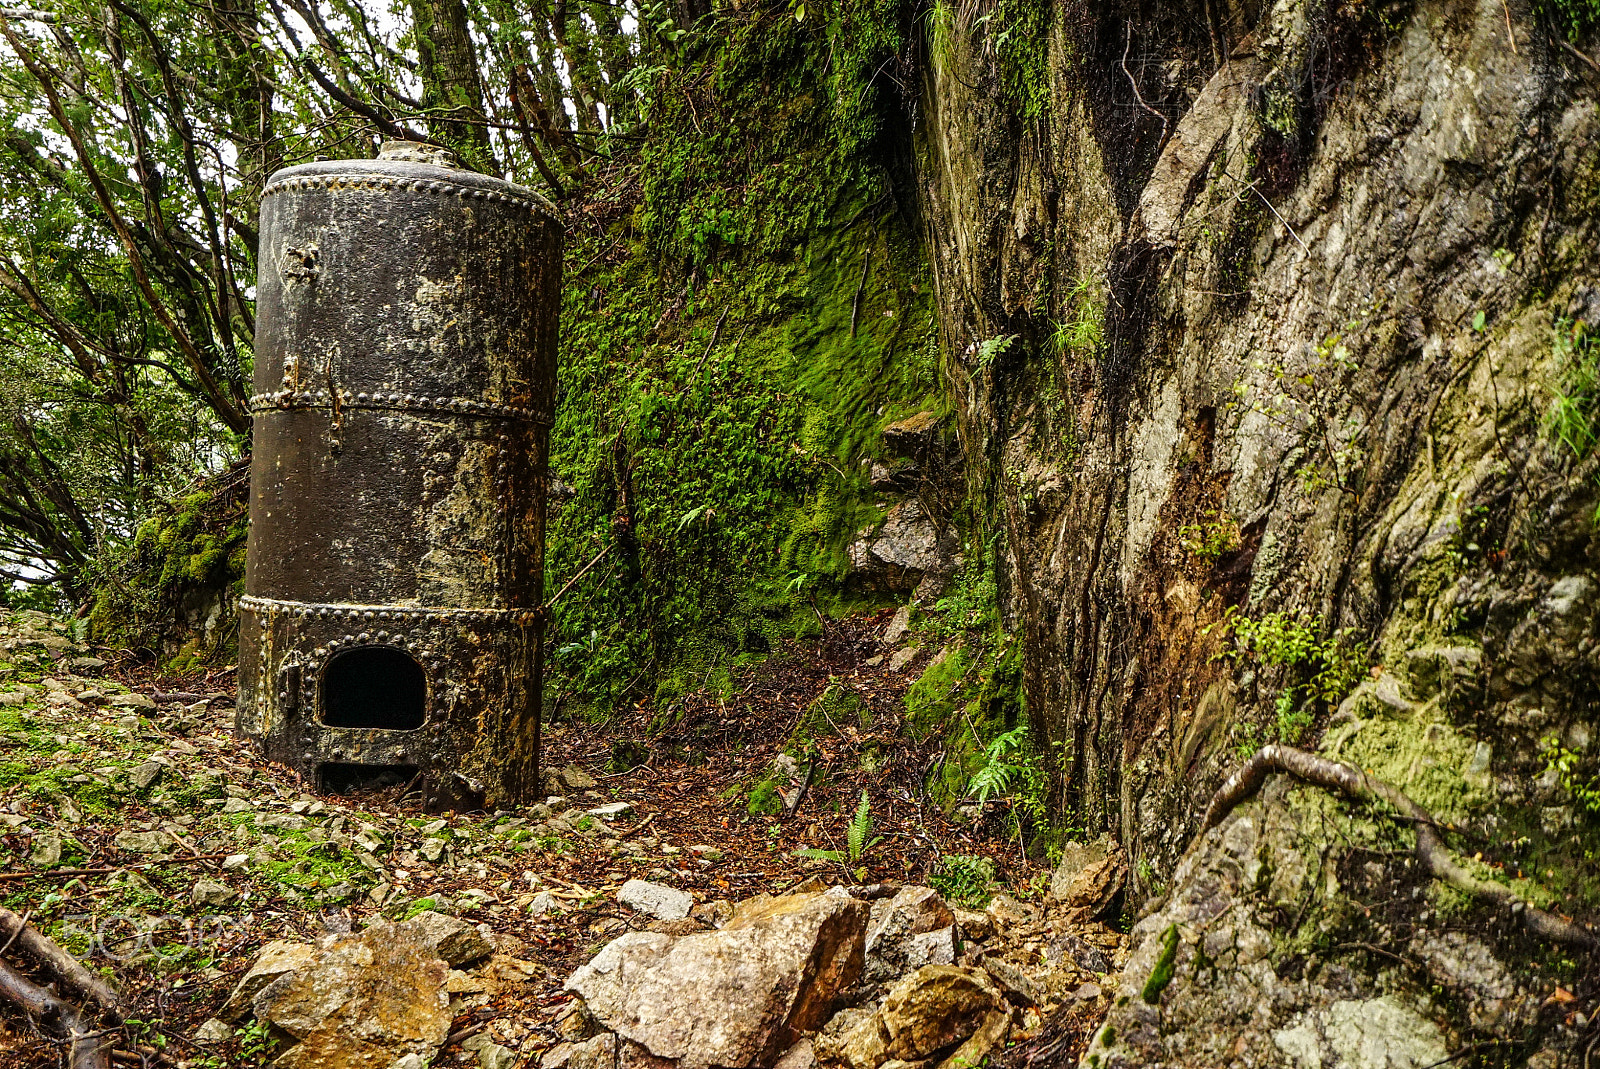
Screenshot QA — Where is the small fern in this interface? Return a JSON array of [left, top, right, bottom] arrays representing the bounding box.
[[846, 789, 882, 863], [794, 789, 882, 872]]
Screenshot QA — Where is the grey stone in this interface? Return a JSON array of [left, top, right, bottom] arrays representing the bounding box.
[[863, 885, 955, 986], [527, 891, 562, 916], [1048, 835, 1125, 917], [479, 1044, 517, 1069], [109, 692, 157, 710], [618, 879, 695, 921], [28, 829, 61, 868], [192, 878, 237, 907], [130, 761, 164, 790], [588, 801, 633, 819], [194, 1018, 233, 1044], [882, 605, 913, 647], [114, 829, 172, 854], [407, 910, 494, 967], [888, 647, 920, 672]]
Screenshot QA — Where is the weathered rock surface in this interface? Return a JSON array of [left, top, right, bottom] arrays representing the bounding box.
[[407, 910, 494, 967], [247, 920, 451, 1068], [848, 501, 960, 591], [861, 885, 956, 987], [817, 965, 1009, 1069], [566, 890, 869, 1067], [1048, 835, 1125, 919], [618, 879, 695, 921]]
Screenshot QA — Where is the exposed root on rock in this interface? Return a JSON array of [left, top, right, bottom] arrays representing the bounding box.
[[1203, 744, 1599, 950]]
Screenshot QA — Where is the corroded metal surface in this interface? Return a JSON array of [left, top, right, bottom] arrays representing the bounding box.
[[238, 142, 561, 807]]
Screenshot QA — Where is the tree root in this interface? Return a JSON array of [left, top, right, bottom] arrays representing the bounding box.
[[1203, 744, 1599, 950], [0, 956, 110, 1069], [0, 907, 120, 1012]]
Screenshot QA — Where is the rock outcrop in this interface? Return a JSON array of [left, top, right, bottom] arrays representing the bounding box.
[[565, 890, 870, 1068], [915, 0, 1600, 1060]]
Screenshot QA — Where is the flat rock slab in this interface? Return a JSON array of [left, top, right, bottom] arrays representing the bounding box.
[[618, 879, 695, 921], [567, 890, 869, 1068]]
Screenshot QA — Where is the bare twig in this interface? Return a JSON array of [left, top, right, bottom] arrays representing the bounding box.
[[1122, 21, 1169, 146], [1561, 38, 1600, 74], [544, 544, 610, 612], [1203, 744, 1599, 949]]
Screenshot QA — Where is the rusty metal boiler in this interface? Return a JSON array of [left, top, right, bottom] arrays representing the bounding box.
[[237, 141, 561, 807]]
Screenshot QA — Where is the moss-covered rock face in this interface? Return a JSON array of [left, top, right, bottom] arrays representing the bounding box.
[[88, 466, 247, 669], [544, 5, 948, 712]]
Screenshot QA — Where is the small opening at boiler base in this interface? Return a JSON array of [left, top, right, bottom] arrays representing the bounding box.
[[319, 762, 420, 795], [321, 646, 427, 730]]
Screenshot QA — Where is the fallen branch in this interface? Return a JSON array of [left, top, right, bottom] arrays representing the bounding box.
[[0, 908, 120, 1013], [0, 956, 111, 1069], [0, 852, 236, 883], [1203, 744, 1598, 949]]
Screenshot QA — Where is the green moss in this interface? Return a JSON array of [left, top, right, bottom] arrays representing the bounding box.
[[546, 8, 942, 711], [1141, 923, 1180, 1004], [88, 472, 245, 666], [905, 641, 973, 739], [747, 780, 784, 817], [1322, 709, 1486, 826]]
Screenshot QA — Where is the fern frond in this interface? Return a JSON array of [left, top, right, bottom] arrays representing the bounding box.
[[847, 789, 872, 862]]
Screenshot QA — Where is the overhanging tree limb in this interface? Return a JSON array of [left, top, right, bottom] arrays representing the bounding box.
[[0, 13, 249, 435]]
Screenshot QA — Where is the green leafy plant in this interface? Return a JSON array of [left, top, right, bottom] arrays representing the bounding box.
[[1176, 511, 1240, 561], [929, 853, 997, 907], [794, 789, 882, 869], [975, 333, 1020, 370], [1545, 317, 1599, 464], [1211, 609, 1367, 752], [1541, 735, 1600, 816], [1051, 276, 1105, 357], [968, 725, 1048, 826], [236, 1019, 275, 1066]]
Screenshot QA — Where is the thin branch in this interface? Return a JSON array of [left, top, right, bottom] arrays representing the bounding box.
[[1122, 21, 1168, 147]]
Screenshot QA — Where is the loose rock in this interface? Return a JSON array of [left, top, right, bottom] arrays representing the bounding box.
[[618, 879, 695, 921], [407, 911, 494, 967], [566, 890, 869, 1068]]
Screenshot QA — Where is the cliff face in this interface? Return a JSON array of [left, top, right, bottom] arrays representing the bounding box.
[[915, 0, 1600, 1059]]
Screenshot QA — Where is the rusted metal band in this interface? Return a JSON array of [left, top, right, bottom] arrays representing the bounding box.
[[240, 595, 544, 626], [261, 173, 561, 226], [248, 388, 551, 425]]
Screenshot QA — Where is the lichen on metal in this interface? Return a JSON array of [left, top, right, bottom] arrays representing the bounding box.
[[237, 141, 562, 808]]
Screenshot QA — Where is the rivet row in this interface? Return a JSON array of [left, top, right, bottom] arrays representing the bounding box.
[[240, 595, 543, 626], [260, 173, 561, 225], [249, 388, 549, 425]]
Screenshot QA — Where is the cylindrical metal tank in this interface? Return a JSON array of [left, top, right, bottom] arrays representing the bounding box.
[[238, 141, 561, 808]]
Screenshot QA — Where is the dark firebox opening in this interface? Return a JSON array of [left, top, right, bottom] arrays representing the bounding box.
[[318, 762, 420, 794], [321, 645, 427, 730]]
